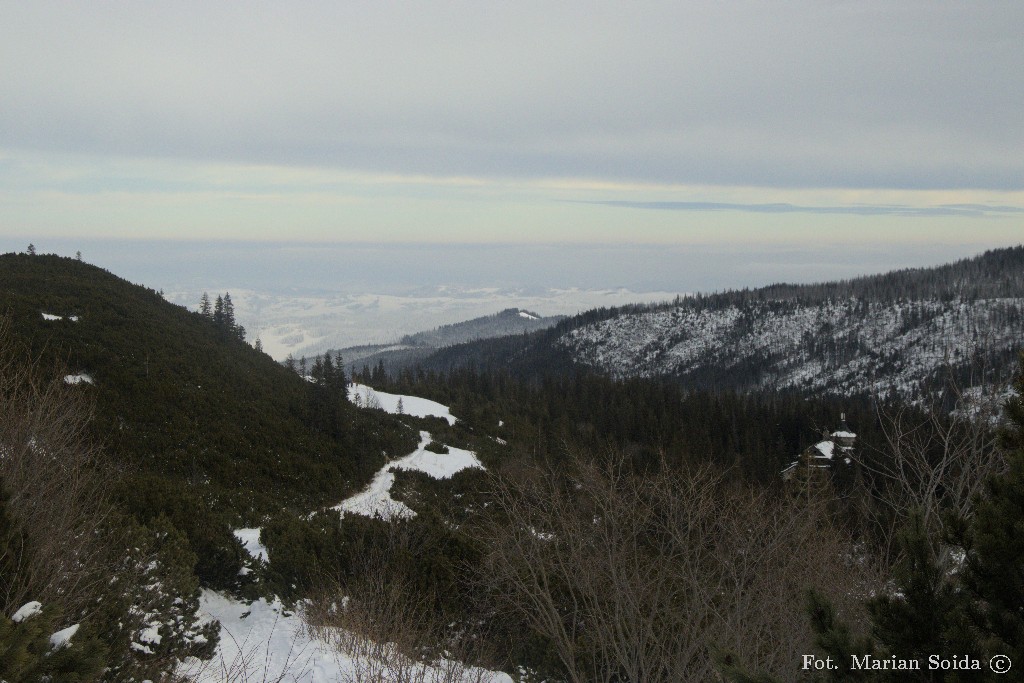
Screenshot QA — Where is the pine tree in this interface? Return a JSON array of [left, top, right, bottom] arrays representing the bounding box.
[[213, 295, 224, 326], [199, 292, 212, 318]]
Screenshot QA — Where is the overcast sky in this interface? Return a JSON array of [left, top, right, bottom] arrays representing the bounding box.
[[1, 1, 1022, 255]]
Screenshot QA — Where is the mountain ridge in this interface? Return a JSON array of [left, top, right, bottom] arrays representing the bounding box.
[[408, 246, 1024, 401]]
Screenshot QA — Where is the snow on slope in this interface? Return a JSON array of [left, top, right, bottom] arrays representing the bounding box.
[[41, 312, 79, 322], [180, 591, 511, 683], [337, 430, 483, 520], [348, 383, 457, 425]]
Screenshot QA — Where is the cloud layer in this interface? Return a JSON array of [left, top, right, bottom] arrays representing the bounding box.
[[3, 1, 1022, 191]]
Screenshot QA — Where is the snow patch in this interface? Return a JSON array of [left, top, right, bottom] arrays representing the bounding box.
[[12, 601, 43, 623], [64, 373, 94, 385], [180, 591, 512, 683], [233, 528, 269, 563], [50, 624, 80, 650]]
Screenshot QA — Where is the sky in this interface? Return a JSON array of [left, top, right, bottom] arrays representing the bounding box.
[[1, 2, 1022, 292]]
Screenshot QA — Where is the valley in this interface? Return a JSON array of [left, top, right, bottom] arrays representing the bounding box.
[[0, 247, 1022, 682]]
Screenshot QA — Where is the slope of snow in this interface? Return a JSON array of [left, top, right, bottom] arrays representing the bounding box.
[[337, 463, 415, 520], [560, 297, 1024, 400], [813, 441, 835, 459], [348, 384, 456, 425], [180, 591, 512, 683], [337, 431, 483, 520]]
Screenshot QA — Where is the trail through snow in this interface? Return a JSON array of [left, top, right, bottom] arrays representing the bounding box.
[[185, 388, 503, 682]]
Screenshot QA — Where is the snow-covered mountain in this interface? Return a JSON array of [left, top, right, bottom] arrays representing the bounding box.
[[561, 297, 1023, 399]]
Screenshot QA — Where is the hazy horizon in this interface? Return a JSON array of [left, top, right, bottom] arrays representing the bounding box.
[[2, 237, 1017, 358]]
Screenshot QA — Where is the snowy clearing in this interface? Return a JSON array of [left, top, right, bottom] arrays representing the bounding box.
[[348, 384, 457, 425]]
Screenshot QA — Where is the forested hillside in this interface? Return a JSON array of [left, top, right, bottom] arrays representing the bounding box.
[[0, 252, 418, 679]]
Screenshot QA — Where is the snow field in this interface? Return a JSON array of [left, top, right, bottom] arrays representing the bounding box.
[[348, 383, 457, 425]]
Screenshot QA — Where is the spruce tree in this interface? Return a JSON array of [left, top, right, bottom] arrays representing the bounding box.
[[213, 295, 224, 327], [335, 351, 347, 388], [199, 292, 212, 318], [222, 292, 236, 332]]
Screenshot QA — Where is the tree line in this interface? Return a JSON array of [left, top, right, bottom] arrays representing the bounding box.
[[198, 291, 245, 341]]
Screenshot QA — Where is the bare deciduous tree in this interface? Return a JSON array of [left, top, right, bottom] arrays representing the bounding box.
[[859, 385, 1006, 563], [303, 519, 497, 683], [0, 316, 112, 618], [474, 448, 879, 683]]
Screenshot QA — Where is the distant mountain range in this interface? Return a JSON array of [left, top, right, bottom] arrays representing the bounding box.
[[325, 308, 564, 374], [405, 246, 1024, 403]]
